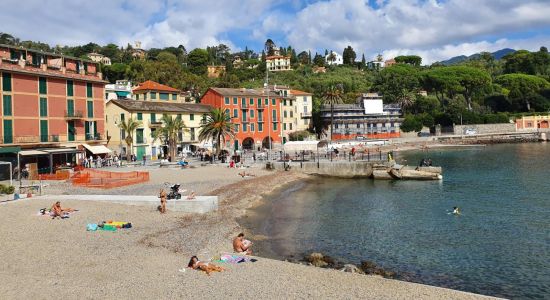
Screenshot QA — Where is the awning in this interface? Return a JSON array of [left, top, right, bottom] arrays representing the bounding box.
[[283, 141, 322, 152], [82, 144, 112, 154], [115, 91, 130, 97], [0, 146, 21, 154], [19, 150, 48, 156], [42, 148, 81, 154]]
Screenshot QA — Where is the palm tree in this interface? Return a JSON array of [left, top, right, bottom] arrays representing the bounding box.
[[118, 117, 142, 161], [323, 86, 343, 141], [152, 114, 187, 160], [199, 108, 235, 155]]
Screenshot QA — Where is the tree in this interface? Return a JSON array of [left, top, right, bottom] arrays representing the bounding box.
[[395, 55, 422, 67], [100, 43, 122, 61], [297, 51, 310, 65], [264, 39, 276, 56], [496, 73, 550, 111], [374, 64, 421, 112], [199, 108, 235, 155], [152, 114, 187, 160], [118, 118, 142, 161], [323, 86, 343, 140], [313, 53, 325, 67], [400, 115, 423, 132], [503, 50, 535, 75], [187, 48, 209, 76], [102, 63, 129, 83], [342, 46, 356, 65]]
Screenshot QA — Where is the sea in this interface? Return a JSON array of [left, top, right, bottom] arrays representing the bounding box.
[[245, 143, 550, 299]]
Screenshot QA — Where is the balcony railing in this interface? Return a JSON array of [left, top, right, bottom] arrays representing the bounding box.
[[149, 121, 163, 127], [65, 110, 84, 119], [135, 137, 147, 144], [85, 133, 102, 141], [240, 104, 249, 110]]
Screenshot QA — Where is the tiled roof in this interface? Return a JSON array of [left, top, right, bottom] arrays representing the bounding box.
[[0, 63, 107, 83], [109, 99, 211, 113], [209, 87, 266, 97], [133, 80, 181, 93], [266, 55, 290, 60], [290, 89, 312, 96]]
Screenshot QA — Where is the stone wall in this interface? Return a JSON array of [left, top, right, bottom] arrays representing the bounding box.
[[272, 161, 374, 178], [453, 123, 516, 135]]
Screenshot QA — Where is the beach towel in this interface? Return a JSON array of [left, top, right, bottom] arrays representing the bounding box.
[[217, 254, 250, 264], [87, 224, 98, 231]]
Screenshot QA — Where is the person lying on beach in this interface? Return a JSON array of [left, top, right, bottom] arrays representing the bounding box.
[[187, 256, 225, 275], [50, 201, 76, 219], [238, 171, 256, 178], [233, 233, 253, 255], [186, 191, 196, 200]]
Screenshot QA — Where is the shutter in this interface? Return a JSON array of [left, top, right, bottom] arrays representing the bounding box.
[[3, 120, 13, 143]]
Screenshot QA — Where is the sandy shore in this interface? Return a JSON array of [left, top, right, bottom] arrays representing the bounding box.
[[0, 163, 499, 299]]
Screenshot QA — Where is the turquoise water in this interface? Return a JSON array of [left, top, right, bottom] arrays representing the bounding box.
[[256, 143, 550, 299]]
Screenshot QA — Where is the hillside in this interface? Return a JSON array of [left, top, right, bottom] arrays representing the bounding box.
[[439, 48, 515, 65]]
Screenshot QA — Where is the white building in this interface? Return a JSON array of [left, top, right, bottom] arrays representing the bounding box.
[[325, 51, 343, 65], [266, 55, 292, 71], [105, 80, 132, 101], [87, 53, 112, 65]]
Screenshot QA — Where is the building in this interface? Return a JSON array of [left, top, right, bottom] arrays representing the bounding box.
[[515, 115, 550, 130], [131, 41, 146, 60], [87, 53, 112, 66], [105, 80, 132, 101], [105, 100, 211, 159], [266, 55, 292, 72], [133, 80, 183, 102], [207, 65, 226, 78], [384, 58, 396, 67], [321, 93, 402, 140], [325, 51, 343, 65], [200, 87, 283, 150], [0, 43, 108, 173]]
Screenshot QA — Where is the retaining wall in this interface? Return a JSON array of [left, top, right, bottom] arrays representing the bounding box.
[[453, 123, 516, 135], [272, 161, 374, 178]]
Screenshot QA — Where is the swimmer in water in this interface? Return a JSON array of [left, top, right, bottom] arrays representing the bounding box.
[[453, 207, 460, 215]]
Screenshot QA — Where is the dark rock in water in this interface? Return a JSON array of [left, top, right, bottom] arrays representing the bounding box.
[[322, 255, 335, 265], [307, 252, 328, 267], [360, 260, 396, 278]]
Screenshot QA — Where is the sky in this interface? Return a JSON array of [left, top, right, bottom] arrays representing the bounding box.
[[1, 0, 549, 64]]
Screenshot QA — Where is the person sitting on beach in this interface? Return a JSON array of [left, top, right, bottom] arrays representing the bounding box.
[[50, 201, 75, 219], [453, 207, 460, 215], [233, 233, 253, 255], [187, 256, 225, 275], [187, 191, 196, 200]]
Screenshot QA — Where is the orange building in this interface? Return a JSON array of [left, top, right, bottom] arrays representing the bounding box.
[[200, 88, 283, 150], [515, 115, 550, 130], [0, 44, 107, 173]]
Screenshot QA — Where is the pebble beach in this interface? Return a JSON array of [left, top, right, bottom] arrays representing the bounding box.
[[0, 162, 501, 299]]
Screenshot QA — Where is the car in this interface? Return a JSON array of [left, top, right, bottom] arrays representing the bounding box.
[[465, 129, 477, 135], [355, 136, 365, 140], [417, 132, 430, 137]]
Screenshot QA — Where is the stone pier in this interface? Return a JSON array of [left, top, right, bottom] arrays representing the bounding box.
[[272, 161, 376, 178]]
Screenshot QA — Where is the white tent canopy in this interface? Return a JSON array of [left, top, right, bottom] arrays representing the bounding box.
[[82, 144, 112, 155], [283, 141, 323, 152]]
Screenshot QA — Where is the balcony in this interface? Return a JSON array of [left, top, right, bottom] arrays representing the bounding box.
[[135, 137, 148, 144], [301, 112, 312, 118], [257, 104, 265, 110], [85, 133, 103, 141], [149, 121, 163, 127], [240, 104, 249, 110], [65, 110, 84, 120]]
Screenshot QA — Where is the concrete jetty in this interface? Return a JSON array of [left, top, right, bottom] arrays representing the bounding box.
[[272, 161, 374, 178]]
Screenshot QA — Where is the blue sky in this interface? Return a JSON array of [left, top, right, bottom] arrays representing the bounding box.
[[1, 0, 549, 64]]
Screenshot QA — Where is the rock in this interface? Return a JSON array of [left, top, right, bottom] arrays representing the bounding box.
[[307, 252, 328, 268], [340, 264, 365, 274], [360, 260, 396, 278]]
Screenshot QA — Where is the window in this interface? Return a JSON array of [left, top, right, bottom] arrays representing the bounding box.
[[241, 98, 246, 107], [86, 82, 93, 98], [234, 124, 239, 132], [159, 93, 169, 100], [40, 97, 47, 117], [284, 111, 287, 118], [242, 123, 247, 132], [284, 123, 287, 130], [250, 98, 254, 105], [283, 100, 287, 106], [250, 123, 255, 132], [265, 98, 268, 105], [233, 97, 238, 105], [87, 101, 94, 118], [357, 124, 360, 128], [272, 110, 276, 121], [3, 120, 13, 144], [225, 109, 230, 116], [273, 123, 277, 131], [137, 113, 143, 120], [242, 111, 247, 122], [136, 94, 140, 100], [304, 106, 308, 113], [172, 94, 177, 100], [290, 123, 293, 130], [136, 129, 144, 144], [271, 98, 276, 105], [2, 73, 11, 92], [177, 114, 182, 120], [67, 99, 74, 115], [190, 128, 196, 141], [39, 77, 47, 94], [190, 114, 194, 121], [150, 113, 156, 122], [120, 113, 125, 121], [151, 92, 157, 100], [250, 109, 254, 118], [40, 120, 48, 142], [225, 97, 230, 105], [290, 111, 293, 118], [233, 109, 238, 118], [258, 112, 263, 121], [144, 94, 147, 101], [335, 124, 339, 129], [3, 95, 12, 116], [258, 123, 263, 132], [67, 80, 73, 96]]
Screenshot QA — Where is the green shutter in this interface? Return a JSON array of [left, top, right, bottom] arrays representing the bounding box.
[[2, 73, 11, 92], [150, 113, 156, 122], [67, 99, 74, 115], [87, 101, 93, 118], [3, 120, 13, 144], [67, 80, 73, 96], [137, 113, 143, 120], [40, 120, 48, 142], [190, 114, 194, 121], [3, 95, 12, 116], [40, 97, 47, 117], [87, 83, 93, 98], [120, 113, 125, 121], [151, 92, 157, 100], [159, 93, 169, 100], [85, 121, 90, 140], [39, 77, 47, 94], [172, 94, 177, 100], [93, 121, 98, 137], [68, 121, 75, 141]]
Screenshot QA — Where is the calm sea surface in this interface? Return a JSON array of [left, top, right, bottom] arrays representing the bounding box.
[[252, 143, 550, 299]]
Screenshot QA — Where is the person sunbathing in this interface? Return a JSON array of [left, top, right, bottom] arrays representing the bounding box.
[[187, 191, 196, 200], [233, 233, 253, 255], [187, 256, 225, 275], [50, 201, 76, 219]]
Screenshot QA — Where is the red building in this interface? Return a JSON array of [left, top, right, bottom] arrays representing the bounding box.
[[200, 88, 283, 150], [0, 44, 107, 174]]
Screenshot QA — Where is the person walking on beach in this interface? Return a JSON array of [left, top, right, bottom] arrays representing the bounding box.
[[233, 233, 253, 255], [159, 189, 167, 214]]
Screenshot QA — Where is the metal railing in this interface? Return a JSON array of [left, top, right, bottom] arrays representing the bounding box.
[[85, 133, 103, 141], [65, 110, 84, 119]]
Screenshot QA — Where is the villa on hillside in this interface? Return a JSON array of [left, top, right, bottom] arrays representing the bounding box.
[[87, 53, 111, 66], [266, 55, 292, 71], [325, 51, 343, 65]]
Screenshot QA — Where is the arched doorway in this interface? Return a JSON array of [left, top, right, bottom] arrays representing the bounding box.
[[242, 138, 254, 150], [539, 120, 549, 129], [262, 137, 274, 149]]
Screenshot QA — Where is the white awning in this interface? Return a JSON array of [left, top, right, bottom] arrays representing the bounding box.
[[82, 144, 112, 154], [42, 148, 81, 154], [19, 150, 48, 156], [283, 141, 322, 152]]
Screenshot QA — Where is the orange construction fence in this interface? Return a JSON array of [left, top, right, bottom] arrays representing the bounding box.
[[71, 169, 150, 189], [39, 170, 71, 181]]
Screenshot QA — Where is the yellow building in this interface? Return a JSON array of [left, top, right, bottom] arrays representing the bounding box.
[[132, 80, 183, 102], [105, 99, 211, 159]]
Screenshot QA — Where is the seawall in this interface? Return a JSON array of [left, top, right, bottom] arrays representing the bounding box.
[[271, 161, 375, 178]]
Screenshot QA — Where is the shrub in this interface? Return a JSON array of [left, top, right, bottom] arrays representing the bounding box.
[[0, 184, 15, 194]]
